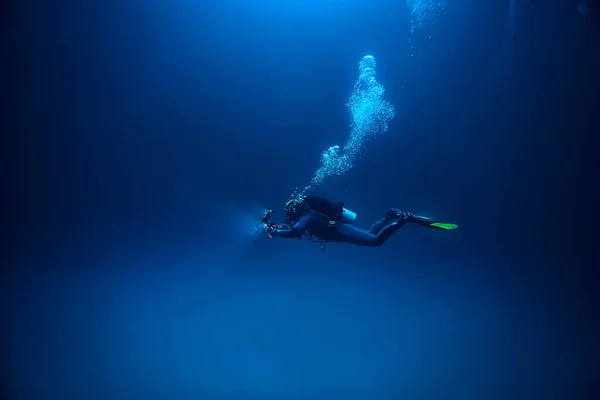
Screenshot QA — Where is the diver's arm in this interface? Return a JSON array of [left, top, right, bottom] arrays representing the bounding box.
[[272, 214, 310, 238]]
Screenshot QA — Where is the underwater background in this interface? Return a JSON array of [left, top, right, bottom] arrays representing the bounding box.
[[2, 0, 598, 399]]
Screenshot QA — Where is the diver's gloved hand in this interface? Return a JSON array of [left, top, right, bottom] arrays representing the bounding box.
[[263, 225, 276, 234]]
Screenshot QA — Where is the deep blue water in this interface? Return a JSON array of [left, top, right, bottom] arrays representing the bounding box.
[[2, 0, 598, 399]]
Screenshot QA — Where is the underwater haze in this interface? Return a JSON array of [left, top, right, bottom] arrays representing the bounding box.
[[2, 0, 598, 399]]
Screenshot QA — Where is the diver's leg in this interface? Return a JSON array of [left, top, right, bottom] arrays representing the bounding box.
[[347, 209, 455, 246], [389, 209, 458, 230], [335, 220, 406, 247], [368, 208, 404, 234], [334, 224, 379, 246], [368, 217, 390, 235]]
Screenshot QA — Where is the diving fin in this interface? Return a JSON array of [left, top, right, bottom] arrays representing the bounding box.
[[429, 222, 458, 230]]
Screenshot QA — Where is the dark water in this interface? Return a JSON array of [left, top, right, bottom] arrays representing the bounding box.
[[2, 0, 598, 399]]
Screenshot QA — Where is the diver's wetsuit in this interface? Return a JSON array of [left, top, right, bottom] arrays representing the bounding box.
[[273, 210, 438, 247]]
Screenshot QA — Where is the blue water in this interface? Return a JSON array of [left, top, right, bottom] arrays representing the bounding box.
[[2, 0, 598, 399]]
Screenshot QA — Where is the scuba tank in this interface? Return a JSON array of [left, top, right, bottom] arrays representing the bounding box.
[[340, 207, 357, 224]]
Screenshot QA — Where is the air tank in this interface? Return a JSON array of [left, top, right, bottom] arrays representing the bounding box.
[[341, 207, 357, 224]]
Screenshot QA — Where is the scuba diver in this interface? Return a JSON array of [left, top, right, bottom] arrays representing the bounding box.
[[260, 195, 457, 250]]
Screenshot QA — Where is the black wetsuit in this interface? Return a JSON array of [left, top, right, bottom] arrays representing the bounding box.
[[272, 208, 441, 247]]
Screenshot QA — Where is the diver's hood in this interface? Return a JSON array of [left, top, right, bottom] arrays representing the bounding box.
[[285, 198, 307, 223]]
